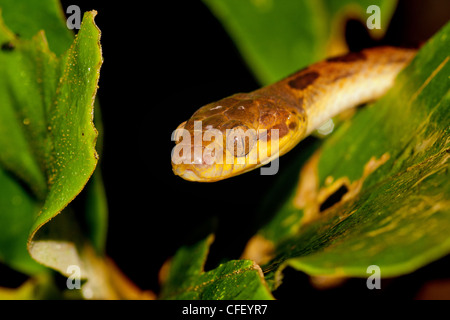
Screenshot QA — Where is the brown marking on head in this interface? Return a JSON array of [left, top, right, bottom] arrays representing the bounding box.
[[183, 113, 227, 135], [224, 100, 258, 124], [259, 112, 276, 127], [201, 114, 229, 130], [288, 71, 320, 90], [327, 51, 366, 63], [217, 119, 245, 132], [269, 122, 289, 139]]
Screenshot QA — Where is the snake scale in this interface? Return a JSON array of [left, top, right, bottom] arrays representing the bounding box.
[[171, 46, 417, 182]]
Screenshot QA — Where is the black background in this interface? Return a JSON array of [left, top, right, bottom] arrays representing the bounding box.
[[46, 0, 450, 299]]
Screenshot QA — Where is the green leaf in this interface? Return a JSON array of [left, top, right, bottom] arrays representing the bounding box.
[[244, 22, 450, 289], [202, 0, 397, 85], [0, 0, 72, 55], [159, 235, 274, 300], [0, 7, 103, 276], [0, 2, 144, 300], [0, 166, 43, 274], [26, 10, 102, 239]]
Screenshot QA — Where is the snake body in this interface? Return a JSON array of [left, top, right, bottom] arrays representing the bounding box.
[[172, 46, 416, 182]]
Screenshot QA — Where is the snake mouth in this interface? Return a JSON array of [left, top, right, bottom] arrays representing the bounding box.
[[171, 137, 281, 182], [172, 162, 227, 182], [173, 166, 204, 182]]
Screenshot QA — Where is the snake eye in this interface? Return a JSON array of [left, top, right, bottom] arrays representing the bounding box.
[[226, 125, 257, 157]]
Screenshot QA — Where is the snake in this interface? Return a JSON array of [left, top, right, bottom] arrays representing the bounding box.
[[171, 46, 416, 182]]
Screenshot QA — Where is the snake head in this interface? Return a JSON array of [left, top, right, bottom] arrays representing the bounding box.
[[171, 93, 306, 182]]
